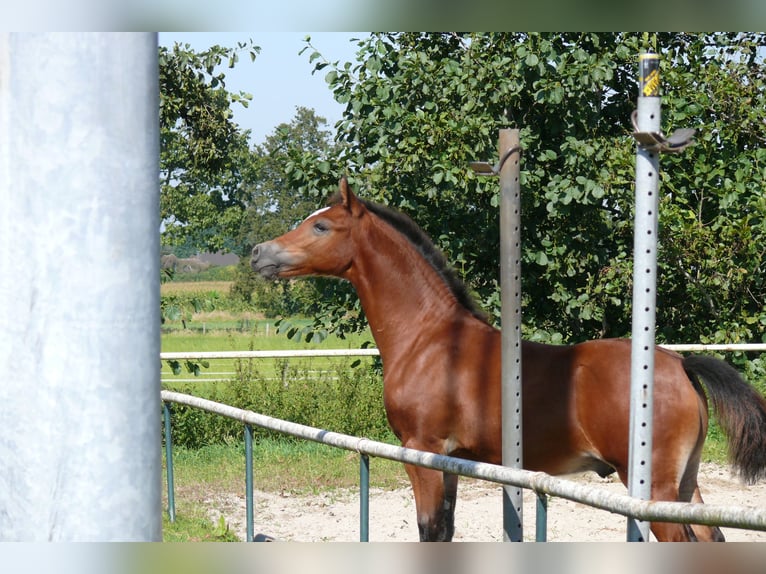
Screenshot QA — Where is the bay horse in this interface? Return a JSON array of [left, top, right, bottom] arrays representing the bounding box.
[[251, 177, 766, 541]]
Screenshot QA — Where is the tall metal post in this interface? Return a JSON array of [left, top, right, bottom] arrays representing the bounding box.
[[0, 33, 161, 540], [627, 52, 661, 542], [498, 129, 524, 542]]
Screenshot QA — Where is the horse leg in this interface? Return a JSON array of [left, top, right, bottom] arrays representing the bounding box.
[[645, 469, 701, 542], [648, 478, 724, 541], [681, 466, 726, 542], [617, 441, 724, 541], [674, 422, 725, 541], [403, 464, 458, 541], [611, 466, 692, 541]]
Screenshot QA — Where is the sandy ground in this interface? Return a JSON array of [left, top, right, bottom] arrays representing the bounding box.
[[206, 462, 766, 542]]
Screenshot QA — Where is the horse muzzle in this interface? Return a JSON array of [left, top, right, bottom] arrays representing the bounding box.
[[251, 241, 292, 279]]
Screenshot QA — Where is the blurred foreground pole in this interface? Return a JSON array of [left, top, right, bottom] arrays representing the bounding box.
[[0, 33, 161, 540]]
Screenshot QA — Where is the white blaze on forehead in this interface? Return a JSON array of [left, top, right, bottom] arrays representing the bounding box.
[[304, 206, 331, 222]]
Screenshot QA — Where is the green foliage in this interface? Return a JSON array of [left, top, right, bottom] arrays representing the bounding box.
[[164, 385, 242, 449], [164, 361, 393, 449], [162, 510, 239, 542], [237, 107, 338, 251], [656, 34, 766, 345], [232, 273, 328, 320], [173, 265, 238, 282], [159, 40, 259, 253], [229, 357, 391, 442], [280, 32, 766, 346], [229, 257, 260, 304], [161, 291, 220, 327], [228, 107, 347, 321]]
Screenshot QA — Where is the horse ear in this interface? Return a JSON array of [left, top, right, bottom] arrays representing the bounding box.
[[339, 176, 364, 216]]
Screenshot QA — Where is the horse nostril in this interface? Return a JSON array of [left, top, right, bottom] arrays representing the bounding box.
[[251, 245, 260, 260]]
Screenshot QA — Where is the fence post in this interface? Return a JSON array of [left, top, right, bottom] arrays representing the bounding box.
[[498, 129, 524, 542], [627, 51, 661, 542], [0, 33, 160, 541], [360, 454, 370, 542], [469, 130, 524, 542], [245, 424, 254, 542], [535, 494, 548, 542], [164, 402, 176, 523]]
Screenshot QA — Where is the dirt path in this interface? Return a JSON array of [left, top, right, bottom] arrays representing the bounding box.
[[206, 463, 766, 542]]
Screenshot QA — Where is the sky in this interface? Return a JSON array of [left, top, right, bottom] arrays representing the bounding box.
[[159, 32, 365, 144]]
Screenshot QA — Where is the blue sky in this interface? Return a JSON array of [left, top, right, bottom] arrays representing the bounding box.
[[159, 32, 365, 144]]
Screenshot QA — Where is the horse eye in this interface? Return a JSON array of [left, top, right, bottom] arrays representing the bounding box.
[[313, 221, 329, 234]]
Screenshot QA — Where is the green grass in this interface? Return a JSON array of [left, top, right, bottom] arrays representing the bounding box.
[[163, 509, 239, 542], [161, 324, 377, 384], [165, 440, 407, 494]]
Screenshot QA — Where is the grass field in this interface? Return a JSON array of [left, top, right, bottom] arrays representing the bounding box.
[[161, 323, 377, 384], [161, 280, 233, 295]]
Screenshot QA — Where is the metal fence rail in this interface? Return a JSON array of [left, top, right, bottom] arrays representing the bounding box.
[[161, 349, 381, 360], [160, 343, 766, 363], [161, 388, 766, 542]]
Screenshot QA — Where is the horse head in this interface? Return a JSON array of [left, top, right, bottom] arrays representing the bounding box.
[[251, 177, 364, 280]]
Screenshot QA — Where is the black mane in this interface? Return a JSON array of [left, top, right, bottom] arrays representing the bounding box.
[[329, 193, 489, 324]]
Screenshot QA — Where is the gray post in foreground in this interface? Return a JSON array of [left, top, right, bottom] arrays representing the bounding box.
[[469, 130, 524, 541], [0, 33, 161, 540], [627, 52, 661, 542], [498, 129, 524, 542]]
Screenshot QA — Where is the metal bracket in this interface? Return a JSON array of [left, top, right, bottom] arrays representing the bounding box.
[[630, 110, 695, 154], [470, 145, 522, 176]]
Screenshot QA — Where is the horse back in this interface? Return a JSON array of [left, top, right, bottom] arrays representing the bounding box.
[[521, 338, 705, 476]]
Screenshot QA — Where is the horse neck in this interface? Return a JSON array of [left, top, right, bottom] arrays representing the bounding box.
[[344, 214, 465, 360]]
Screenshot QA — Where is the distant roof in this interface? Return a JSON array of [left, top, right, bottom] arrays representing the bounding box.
[[197, 252, 240, 266]]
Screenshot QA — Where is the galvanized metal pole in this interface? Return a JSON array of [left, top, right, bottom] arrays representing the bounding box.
[[164, 403, 177, 523], [245, 424, 254, 542], [535, 494, 548, 542], [498, 128, 524, 542], [359, 454, 370, 542], [0, 33, 161, 540], [627, 52, 661, 542]]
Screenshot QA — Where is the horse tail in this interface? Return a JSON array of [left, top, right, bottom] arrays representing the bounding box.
[[683, 354, 766, 484]]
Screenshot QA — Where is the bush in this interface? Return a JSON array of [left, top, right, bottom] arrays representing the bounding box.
[[163, 383, 242, 449], [163, 360, 394, 449], [227, 357, 393, 442]]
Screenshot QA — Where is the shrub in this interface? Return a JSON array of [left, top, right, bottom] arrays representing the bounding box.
[[163, 360, 394, 449]]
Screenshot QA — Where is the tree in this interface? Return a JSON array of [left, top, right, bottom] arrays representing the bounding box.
[[159, 40, 259, 253], [233, 107, 358, 338], [286, 32, 766, 346], [238, 106, 337, 251], [657, 34, 766, 345]]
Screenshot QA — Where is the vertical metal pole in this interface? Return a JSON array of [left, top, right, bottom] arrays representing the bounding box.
[[535, 494, 548, 542], [359, 454, 370, 542], [245, 424, 254, 542], [499, 128, 524, 542], [0, 33, 160, 541], [627, 52, 661, 542], [163, 402, 176, 523]]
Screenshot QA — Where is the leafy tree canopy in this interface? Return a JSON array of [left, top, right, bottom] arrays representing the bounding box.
[[285, 32, 766, 346], [159, 40, 260, 253]]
